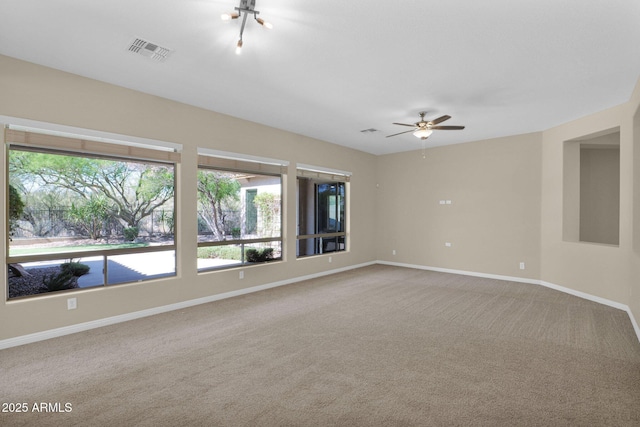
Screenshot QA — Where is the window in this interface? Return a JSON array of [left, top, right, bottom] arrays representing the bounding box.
[[6, 128, 179, 299], [297, 165, 349, 257], [197, 152, 285, 271]]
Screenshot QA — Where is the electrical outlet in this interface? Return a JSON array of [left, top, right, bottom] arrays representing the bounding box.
[[392, 249, 396, 255], [239, 270, 244, 279], [67, 298, 77, 310], [329, 256, 332, 263], [439, 200, 446, 205], [445, 242, 452, 247], [446, 200, 452, 205], [519, 262, 525, 270]]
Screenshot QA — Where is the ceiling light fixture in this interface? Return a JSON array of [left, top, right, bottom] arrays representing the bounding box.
[[222, 0, 272, 53]]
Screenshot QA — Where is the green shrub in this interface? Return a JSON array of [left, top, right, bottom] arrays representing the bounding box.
[[43, 271, 76, 292], [231, 227, 241, 239], [66, 195, 110, 240], [245, 247, 274, 263], [197, 246, 242, 261], [60, 262, 90, 277], [123, 226, 139, 241]]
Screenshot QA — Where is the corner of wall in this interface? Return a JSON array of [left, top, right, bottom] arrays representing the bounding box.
[[630, 75, 640, 339]]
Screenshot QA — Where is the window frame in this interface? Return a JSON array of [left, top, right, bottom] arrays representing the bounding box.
[[5, 128, 180, 299], [197, 152, 286, 272], [296, 165, 350, 258]]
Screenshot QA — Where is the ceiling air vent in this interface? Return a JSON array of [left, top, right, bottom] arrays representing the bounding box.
[[360, 128, 378, 133], [128, 38, 172, 62]]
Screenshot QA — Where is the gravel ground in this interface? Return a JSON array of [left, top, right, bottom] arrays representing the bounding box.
[[8, 266, 79, 299]]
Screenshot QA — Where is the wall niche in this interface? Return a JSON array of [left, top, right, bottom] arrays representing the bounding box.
[[563, 128, 620, 246]]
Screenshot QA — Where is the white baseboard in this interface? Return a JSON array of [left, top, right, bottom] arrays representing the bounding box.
[[377, 260, 541, 285], [377, 260, 640, 344], [628, 308, 640, 343], [0, 261, 375, 350], [538, 280, 640, 343], [537, 280, 628, 310], [2, 260, 638, 349]]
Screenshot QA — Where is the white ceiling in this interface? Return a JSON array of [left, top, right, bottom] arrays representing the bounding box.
[[1, 0, 639, 155]]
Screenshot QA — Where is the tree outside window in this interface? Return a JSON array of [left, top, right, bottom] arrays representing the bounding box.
[[7, 145, 177, 299], [197, 168, 282, 271]]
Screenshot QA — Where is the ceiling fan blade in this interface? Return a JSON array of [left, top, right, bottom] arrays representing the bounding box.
[[386, 129, 415, 138], [392, 122, 417, 127], [431, 125, 465, 130], [430, 115, 451, 125]]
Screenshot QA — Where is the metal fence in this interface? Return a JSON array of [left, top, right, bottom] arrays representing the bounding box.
[[12, 207, 174, 239]]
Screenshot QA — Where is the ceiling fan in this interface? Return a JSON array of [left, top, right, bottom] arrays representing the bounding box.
[[387, 112, 465, 140]]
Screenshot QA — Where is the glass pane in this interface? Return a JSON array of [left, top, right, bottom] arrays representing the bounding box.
[[8, 256, 102, 299], [297, 178, 346, 258], [297, 237, 314, 257], [316, 183, 333, 233], [337, 183, 345, 231], [322, 236, 345, 253], [244, 241, 282, 263], [314, 182, 345, 234], [296, 236, 345, 257], [8, 148, 175, 257], [197, 169, 281, 242], [106, 250, 176, 285], [197, 245, 243, 270], [197, 241, 282, 271], [246, 189, 258, 234]]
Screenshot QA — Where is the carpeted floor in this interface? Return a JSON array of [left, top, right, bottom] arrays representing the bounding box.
[[1, 265, 640, 426]]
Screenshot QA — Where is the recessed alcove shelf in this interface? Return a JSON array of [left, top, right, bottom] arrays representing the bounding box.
[[563, 128, 620, 246]]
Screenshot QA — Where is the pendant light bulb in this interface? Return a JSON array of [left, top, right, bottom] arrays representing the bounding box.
[[235, 39, 243, 55], [256, 17, 273, 29], [222, 12, 239, 21]]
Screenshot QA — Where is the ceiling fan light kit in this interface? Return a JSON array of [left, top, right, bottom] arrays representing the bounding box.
[[413, 128, 433, 140], [222, 0, 272, 54]]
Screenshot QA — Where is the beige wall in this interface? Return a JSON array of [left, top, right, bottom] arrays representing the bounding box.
[[562, 131, 621, 246], [373, 75, 639, 333], [540, 103, 633, 305], [630, 83, 640, 331], [375, 133, 542, 280], [579, 146, 620, 245], [0, 55, 377, 340], [1, 54, 639, 343]]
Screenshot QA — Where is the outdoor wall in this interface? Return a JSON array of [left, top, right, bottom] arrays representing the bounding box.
[[375, 132, 542, 280], [0, 55, 378, 341]]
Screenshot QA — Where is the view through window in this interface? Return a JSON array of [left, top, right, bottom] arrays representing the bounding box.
[[197, 161, 283, 271], [6, 130, 178, 299], [297, 168, 348, 257]]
